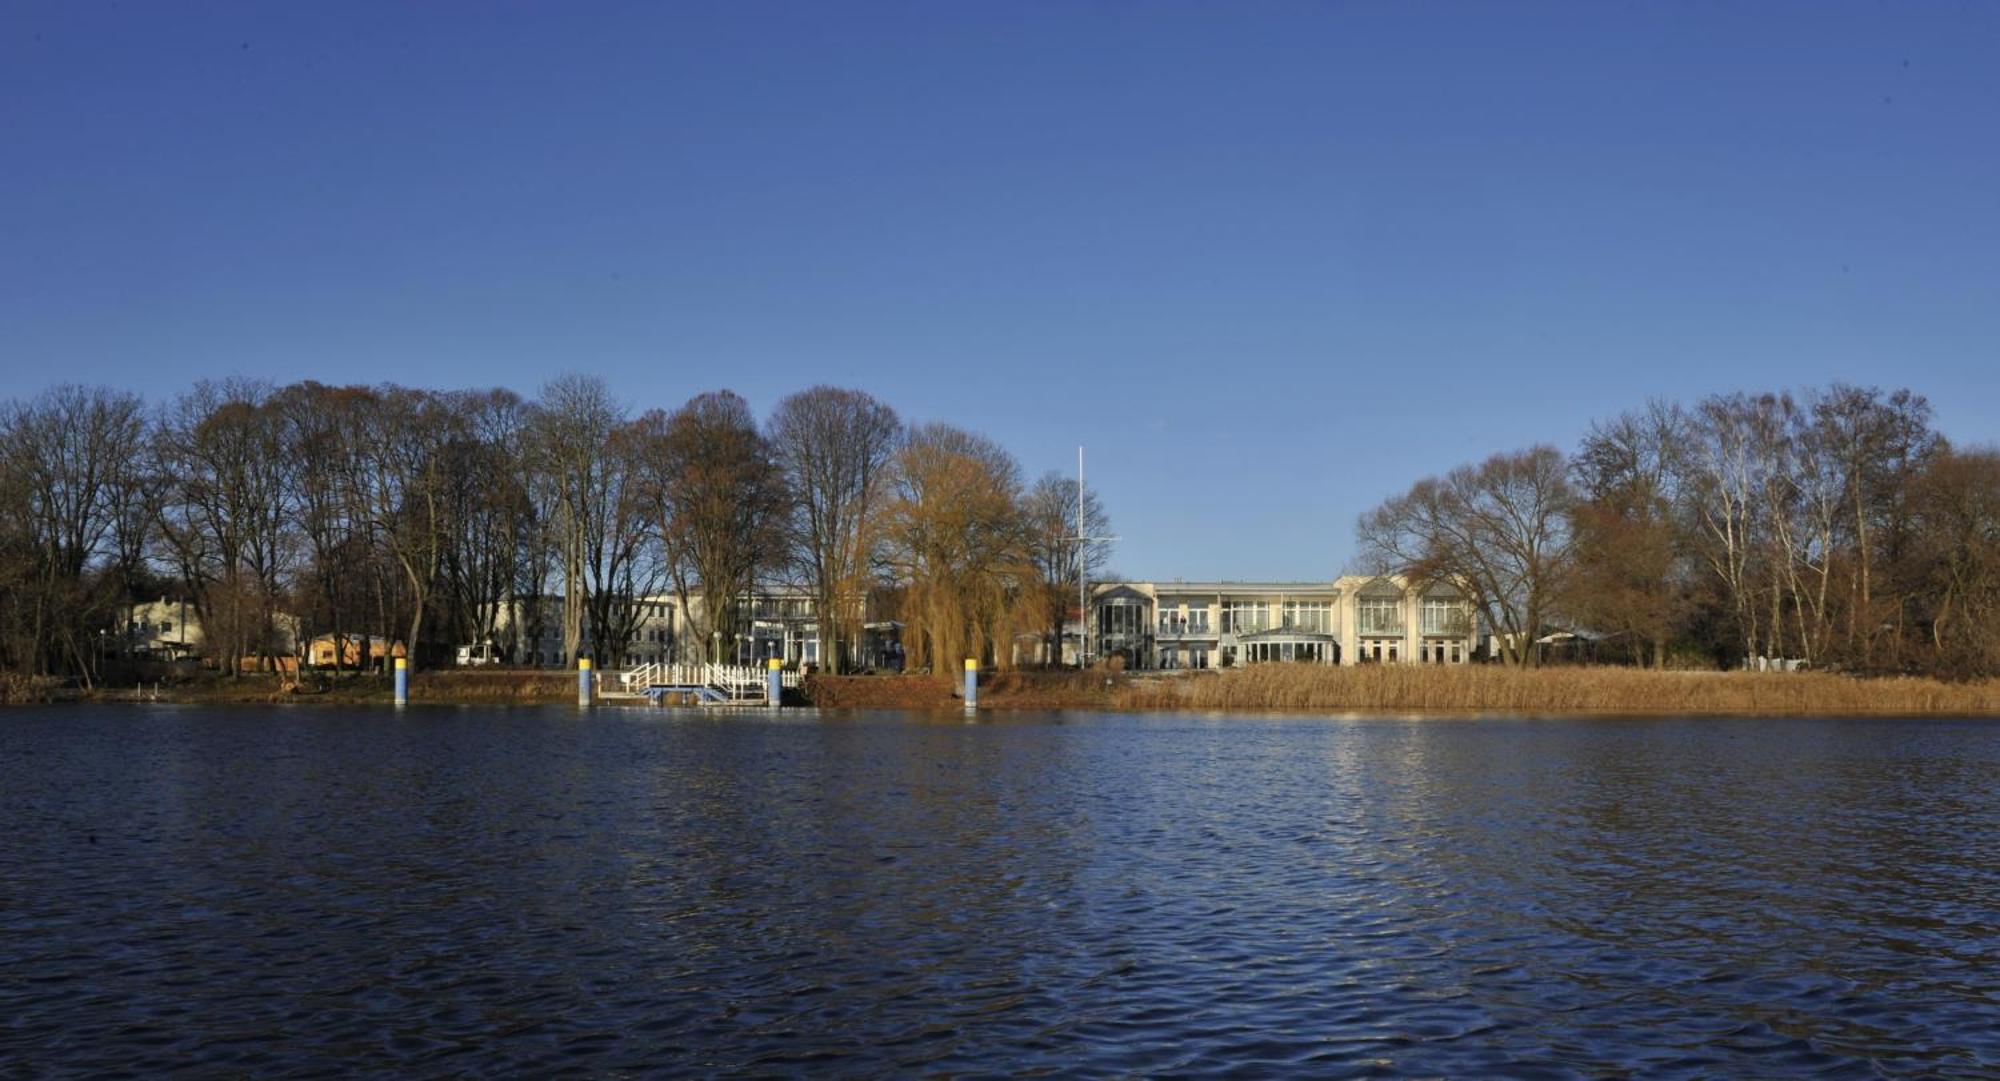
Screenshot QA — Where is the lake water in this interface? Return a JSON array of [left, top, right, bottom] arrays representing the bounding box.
[[3, 705, 1998, 1077]]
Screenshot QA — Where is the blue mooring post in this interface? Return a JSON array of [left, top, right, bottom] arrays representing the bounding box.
[[577, 656, 592, 708], [964, 658, 978, 714], [767, 658, 782, 708], [393, 656, 408, 707]]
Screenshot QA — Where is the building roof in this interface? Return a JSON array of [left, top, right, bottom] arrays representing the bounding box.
[[1101, 580, 1343, 594]]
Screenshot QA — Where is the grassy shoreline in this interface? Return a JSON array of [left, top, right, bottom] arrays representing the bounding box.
[[811, 666, 2000, 716], [10, 666, 1998, 716], [43, 670, 583, 707]]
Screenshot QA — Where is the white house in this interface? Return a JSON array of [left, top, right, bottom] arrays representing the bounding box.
[[1090, 576, 1475, 669]]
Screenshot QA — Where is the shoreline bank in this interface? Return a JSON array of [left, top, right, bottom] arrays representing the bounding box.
[[809, 667, 2000, 717], [10, 666, 1999, 716]]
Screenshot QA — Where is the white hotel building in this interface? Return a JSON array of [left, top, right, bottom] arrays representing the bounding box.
[[1091, 576, 1475, 669]]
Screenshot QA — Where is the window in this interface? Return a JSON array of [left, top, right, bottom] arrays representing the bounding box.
[[1158, 600, 1211, 634], [1222, 602, 1269, 634], [1282, 601, 1330, 633], [1099, 602, 1145, 638], [1423, 598, 1467, 636], [1358, 598, 1403, 636]]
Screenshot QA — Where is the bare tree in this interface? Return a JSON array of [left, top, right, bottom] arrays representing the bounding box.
[[276, 383, 368, 673], [767, 386, 901, 673], [1023, 470, 1109, 668], [635, 391, 789, 664], [0, 386, 148, 680], [434, 389, 536, 656], [882, 423, 1030, 671], [1566, 401, 1694, 668], [1809, 384, 1942, 666], [1359, 446, 1574, 667], [1908, 447, 2000, 677], [153, 381, 295, 675], [1684, 393, 1782, 664], [343, 387, 454, 670], [529, 375, 622, 664]]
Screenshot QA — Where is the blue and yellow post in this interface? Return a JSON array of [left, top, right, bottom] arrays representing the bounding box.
[[577, 656, 592, 708], [963, 658, 978, 713], [767, 658, 783, 708], [393, 656, 408, 707]]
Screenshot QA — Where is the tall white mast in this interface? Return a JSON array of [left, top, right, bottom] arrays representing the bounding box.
[[1070, 446, 1117, 669]]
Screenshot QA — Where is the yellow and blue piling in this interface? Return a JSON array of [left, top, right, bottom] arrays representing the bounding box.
[[393, 656, 408, 707], [767, 658, 783, 708], [964, 658, 978, 714], [577, 656, 592, 708]]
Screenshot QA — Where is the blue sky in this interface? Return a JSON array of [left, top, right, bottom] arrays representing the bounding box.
[[5, 3, 1996, 579]]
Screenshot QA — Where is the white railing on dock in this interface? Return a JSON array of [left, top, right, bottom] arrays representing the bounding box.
[[617, 661, 802, 701]]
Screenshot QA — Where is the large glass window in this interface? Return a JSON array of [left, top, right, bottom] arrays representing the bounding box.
[[1422, 598, 1468, 636], [1358, 598, 1404, 635], [1099, 602, 1145, 638], [1221, 602, 1269, 634], [1158, 602, 1213, 635], [1282, 601, 1331, 633]]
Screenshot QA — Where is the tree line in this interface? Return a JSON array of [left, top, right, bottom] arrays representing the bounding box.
[[0, 377, 1109, 683], [1359, 384, 2000, 678]]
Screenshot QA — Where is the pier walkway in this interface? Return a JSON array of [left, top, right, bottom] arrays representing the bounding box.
[[609, 662, 801, 706]]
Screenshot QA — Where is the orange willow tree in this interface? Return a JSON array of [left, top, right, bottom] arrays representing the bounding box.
[[881, 423, 1033, 672]]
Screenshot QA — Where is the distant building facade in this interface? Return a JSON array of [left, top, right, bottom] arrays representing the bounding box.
[[113, 597, 300, 662], [487, 586, 878, 669], [1090, 576, 1475, 669]]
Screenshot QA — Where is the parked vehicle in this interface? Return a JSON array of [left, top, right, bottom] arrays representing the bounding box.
[[455, 642, 502, 667]]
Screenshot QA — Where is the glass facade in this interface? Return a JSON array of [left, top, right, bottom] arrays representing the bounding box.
[[1099, 602, 1146, 638], [1358, 598, 1404, 636], [1245, 641, 1329, 664], [1157, 602, 1212, 636], [1221, 602, 1269, 634], [1281, 601, 1331, 633], [1422, 598, 1468, 636]]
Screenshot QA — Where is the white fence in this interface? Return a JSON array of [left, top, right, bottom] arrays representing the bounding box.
[[618, 661, 803, 701]]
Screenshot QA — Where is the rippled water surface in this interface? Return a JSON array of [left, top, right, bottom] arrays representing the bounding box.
[[4, 706, 1999, 1077]]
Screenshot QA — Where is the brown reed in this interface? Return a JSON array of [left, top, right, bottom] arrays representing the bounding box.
[[1111, 664, 2000, 715]]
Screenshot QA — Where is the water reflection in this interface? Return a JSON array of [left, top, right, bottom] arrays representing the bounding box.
[[2, 706, 1997, 1076]]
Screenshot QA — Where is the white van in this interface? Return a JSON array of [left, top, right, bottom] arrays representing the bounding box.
[[455, 642, 502, 667]]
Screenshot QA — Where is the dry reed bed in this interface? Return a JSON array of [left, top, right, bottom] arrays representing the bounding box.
[[0, 674, 61, 705], [1114, 665, 2000, 716]]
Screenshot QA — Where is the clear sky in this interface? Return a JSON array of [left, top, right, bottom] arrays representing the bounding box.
[[5, 3, 1997, 579]]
